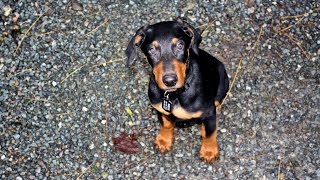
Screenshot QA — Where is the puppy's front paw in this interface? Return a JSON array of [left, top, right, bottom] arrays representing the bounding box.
[[200, 142, 219, 162], [155, 134, 173, 153]]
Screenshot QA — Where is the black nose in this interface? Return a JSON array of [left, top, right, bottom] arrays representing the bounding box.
[[162, 74, 178, 87]]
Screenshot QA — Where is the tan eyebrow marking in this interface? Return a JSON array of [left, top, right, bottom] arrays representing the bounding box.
[[134, 35, 143, 45], [152, 40, 159, 48], [171, 38, 179, 45]]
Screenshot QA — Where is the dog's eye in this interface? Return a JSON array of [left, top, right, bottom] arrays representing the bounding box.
[[176, 40, 184, 51], [148, 47, 156, 55]]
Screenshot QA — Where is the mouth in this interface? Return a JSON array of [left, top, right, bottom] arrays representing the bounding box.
[[163, 84, 184, 92], [164, 88, 178, 92], [161, 82, 185, 93]]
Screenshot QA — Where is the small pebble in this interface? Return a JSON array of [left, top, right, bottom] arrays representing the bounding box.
[[247, 7, 255, 14], [3, 6, 12, 16], [101, 172, 108, 178], [52, 81, 58, 86], [72, 1, 83, 11], [82, 107, 88, 112], [220, 128, 227, 133], [89, 143, 95, 149]]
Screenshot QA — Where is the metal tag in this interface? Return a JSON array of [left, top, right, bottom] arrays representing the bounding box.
[[162, 91, 172, 112], [162, 98, 172, 112]]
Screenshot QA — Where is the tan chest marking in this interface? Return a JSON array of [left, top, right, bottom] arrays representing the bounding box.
[[152, 103, 203, 120]]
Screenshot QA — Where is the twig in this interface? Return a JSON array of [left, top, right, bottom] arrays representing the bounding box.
[[278, 15, 306, 33], [200, 20, 214, 35], [282, 33, 309, 58], [280, 7, 320, 20], [124, 154, 152, 171], [248, 25, 264, 69], [23, 97, 58, 104], [90, 58, 125, 68], [155, 10, 169, 17], [64, 0, 72, 14], [277, 158, 282, 180], [49, 112, 76, 116], [280, 13, 306, 20], [33, 29, 77, 37], [221, 25, 264, 106], [278, 7, 320, 33], [13, 13, 45, 54], [83, 18, 108, 37], [272, 7, 314, 59], [60, 64, 86, 84], [87, 9, 102, 18], [8, 68, 33, 78], [251, 26, 264, 53], [221, 56, 243, 106], [34, 30, 61, 37], [76, 161, 96, 180]]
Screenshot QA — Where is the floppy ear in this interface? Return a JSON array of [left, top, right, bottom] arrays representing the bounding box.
[[176, 18, 202, 55], [125, 26, 147, 66]]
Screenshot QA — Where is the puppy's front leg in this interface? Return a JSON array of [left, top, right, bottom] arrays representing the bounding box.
[[155, 113, 174, 153], [199, 112, 219, 162]]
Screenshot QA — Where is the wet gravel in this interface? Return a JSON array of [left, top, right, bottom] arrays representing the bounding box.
[[0, 0, 319, 179]]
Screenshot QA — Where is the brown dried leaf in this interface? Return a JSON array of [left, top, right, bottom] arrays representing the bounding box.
[[112, 132, 141, 154]]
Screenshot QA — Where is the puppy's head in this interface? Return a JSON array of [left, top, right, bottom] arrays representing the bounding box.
[[125, 19, 202, 92]]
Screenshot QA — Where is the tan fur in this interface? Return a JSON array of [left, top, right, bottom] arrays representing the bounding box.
[[134, 35, 143, 45], [199, 114, 219, 162], [171, 37, 179, 45], [152, 103, 203, 119], [155, 114, 174, 153], [172, 60, 186, 89], [152, 61, 166, 89]]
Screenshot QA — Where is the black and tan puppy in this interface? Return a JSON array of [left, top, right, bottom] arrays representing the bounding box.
[[125, 19, 229, 162]]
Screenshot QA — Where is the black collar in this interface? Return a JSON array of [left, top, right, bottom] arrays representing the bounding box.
[[164, 83, 189, 99]]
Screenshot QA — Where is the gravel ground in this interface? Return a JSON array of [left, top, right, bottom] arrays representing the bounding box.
[[0, 0, 319, 179]]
